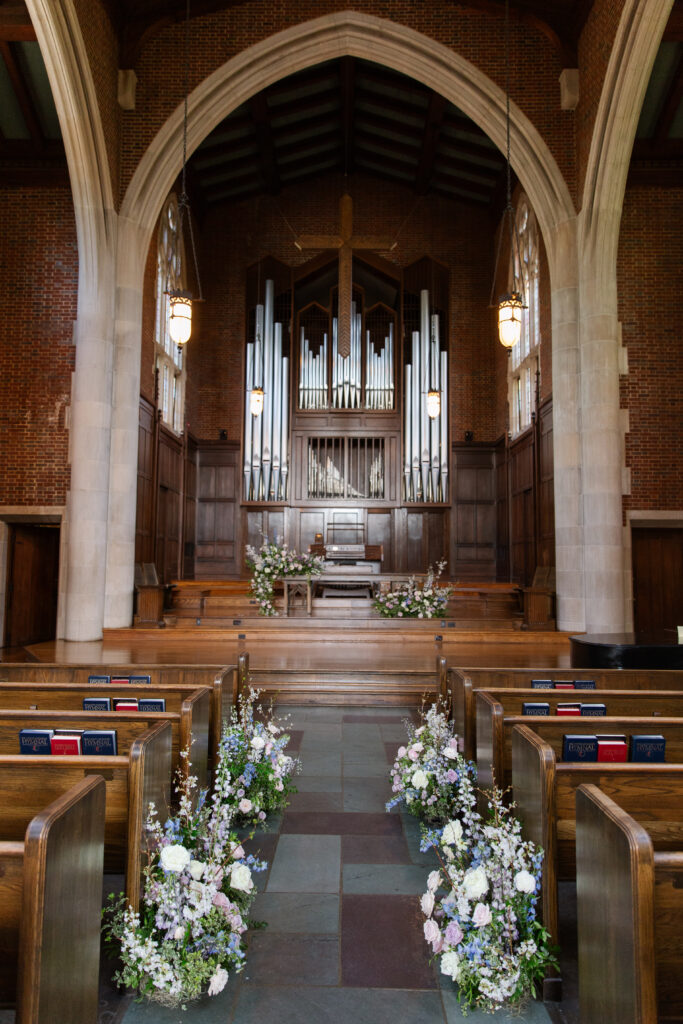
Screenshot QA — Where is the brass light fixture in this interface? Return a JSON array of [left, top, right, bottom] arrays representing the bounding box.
[[167, 0, 203, 346], [490, 0, 526, 349]]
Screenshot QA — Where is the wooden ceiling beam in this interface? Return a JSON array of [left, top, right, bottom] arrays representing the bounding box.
[[415, 91, 447, 194], [249, 92, 281, 195], [0, 39, 44, 150]]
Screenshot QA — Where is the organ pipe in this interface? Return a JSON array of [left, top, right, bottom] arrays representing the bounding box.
[[403, 288, 449, 502], [244, 279, 290, 501]]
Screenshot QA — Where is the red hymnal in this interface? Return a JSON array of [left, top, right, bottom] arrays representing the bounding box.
[[556, 703, 581, 717], [50, 733, 82, 755], [597, 739, 628, 762], [113, 698, 139, 711], [555, 682, 575, 690]]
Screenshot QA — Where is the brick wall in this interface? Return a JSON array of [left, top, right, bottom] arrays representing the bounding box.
[[0, 186, 77, 505], [181, 172, 501, 444], [619, 184, 683, 513]]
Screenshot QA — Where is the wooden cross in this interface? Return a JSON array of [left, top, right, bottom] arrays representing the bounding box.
[[296, 193, 395, 357]]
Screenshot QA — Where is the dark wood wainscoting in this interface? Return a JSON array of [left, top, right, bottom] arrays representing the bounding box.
[[505, 396, 555, 587], [451, 445, 497, 580], [195, 442, 241, 578], [632, 525, 683, 634], [4, 523, 60, 646]]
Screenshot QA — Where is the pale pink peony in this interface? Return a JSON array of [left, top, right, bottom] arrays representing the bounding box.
[[444, 920, 464, 946], [472, 902, 492, 927], [423, 918, 441, 945]]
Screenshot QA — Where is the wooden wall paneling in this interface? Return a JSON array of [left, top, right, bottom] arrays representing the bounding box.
[[508, 430, 535, 586], [632, 526, 683, 633], [194, 443, 240, 578], [368, 509, 393, 572], [135, 397, 155, 565], [183, 436, 197, 577], [452, 445, 496, 579], [4, 525, 60, 647], [538, 398, 555, 569], [156, 428, 183, 584]]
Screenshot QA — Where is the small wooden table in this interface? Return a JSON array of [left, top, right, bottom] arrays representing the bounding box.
[[280, 574, 382, 616]]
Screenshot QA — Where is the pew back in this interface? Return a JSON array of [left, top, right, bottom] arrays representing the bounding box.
[[0, 775, 105, 1024], [576, 784, 683, 1024], [449, 667, 683, 759]]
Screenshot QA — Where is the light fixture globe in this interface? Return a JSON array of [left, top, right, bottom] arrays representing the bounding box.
[[497, 292, 523, 349], [250, 387, 264, 417], [168, 291, 193, 345], [427, 390, 441, 419]]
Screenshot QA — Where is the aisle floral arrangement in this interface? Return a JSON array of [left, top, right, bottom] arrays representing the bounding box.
[[386, 700, 478, 828], [221, 686, 301, 828], [373, 560, 453, 618], [103, 690, 299, 1008], [246, 536, 324, 616], [421, 788, 558, 1014]]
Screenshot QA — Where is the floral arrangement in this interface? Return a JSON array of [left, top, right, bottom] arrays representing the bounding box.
[[104, 739, 268, 1006], [246, 536, 325, 616], [387, 701, 478, 828], [420, 788, 558, 1015], [221, 686, 300, 828], [373, 560, 453, 618]]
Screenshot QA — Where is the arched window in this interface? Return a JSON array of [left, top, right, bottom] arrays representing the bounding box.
[[509, 198, 540, 436], [154, 195, 186, 434]]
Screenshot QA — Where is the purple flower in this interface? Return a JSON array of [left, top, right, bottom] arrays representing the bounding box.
[[444, 920, 464, 945]]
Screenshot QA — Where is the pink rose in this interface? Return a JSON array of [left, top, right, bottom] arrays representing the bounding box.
[[423, 919, 441, 945], [231, 844, 245, 860], [408, 749, 420, 761], [212, 891, 230, 912], [431, 934, 444, 954], [445, 769, 457, 783], [444, 920, 464, 946], [472, 902, 492, 927], [397, 746, 407, 758]]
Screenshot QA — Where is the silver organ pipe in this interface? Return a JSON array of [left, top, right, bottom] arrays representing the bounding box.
[[244, 280, 290, 501], [403, 289, 449, 502]]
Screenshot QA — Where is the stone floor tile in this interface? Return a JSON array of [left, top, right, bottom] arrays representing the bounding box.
[[342, 758, 390, 778], [298, 751, 343, 775], [266, 834, 341, 893], [343, 713, 409, 724], [282, 811, 402, 836], [287, 790, 344, 812], [244, 933, 339, 986], [341, 834, 411, 865], [343, 862, 430, 895], [250, 892, 340, 933], [231, 986, 446, 1024], [294, 775, 342, 793], [342, 776, 393, 813], [341, 894, 437, 989]]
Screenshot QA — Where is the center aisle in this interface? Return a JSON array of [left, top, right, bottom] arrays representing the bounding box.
[[122, 706, 553, 1023]]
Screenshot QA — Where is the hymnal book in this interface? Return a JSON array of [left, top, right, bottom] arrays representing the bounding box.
[[81, 730, 118, 756], [138, 697, 166, 713], [19, 728, 54, 754], [562, 734, 598, 761], [596, 733, 627, 743], [556, 703, 581, 717], [522, 702, 550, 716], [630, 734, 666, 763], [50, 733, 82, 755], [573, 680, 596, 690], [555, 682, 576, 690], [83, 696, 111, 711], [113, 698, 139, 711], [110, 677, 130, 686], [580, 703, 607, 717], [531, 679, 554, 689], [53, 728, 84, 734], [129, 674, 152, 686], [597, 739, 628, 762], [88, 674, 110, 685]]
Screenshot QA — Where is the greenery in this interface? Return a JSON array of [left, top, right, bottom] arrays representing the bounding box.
[[373, 560, 453, 618], [246, 536, 324, 616]]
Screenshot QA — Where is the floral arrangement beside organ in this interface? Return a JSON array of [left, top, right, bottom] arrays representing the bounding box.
[[387, 700, 558, 1015], [104, 688, 300, 1008]]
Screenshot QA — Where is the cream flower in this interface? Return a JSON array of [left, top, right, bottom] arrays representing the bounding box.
[[441, 820, 464, 847], [440, 951, 461, 981], [514, 869, 536, 894], [463, 865, 489, 901], [188, 859, 205, 880], [427, 870, 441, 893], [251, 735, 266, 750], [421, 891, 435, 917], [230, 862, 254, 893], [411, 769, 429, 790], [159, 844, 191, 873], [207, 966, 229, 996]]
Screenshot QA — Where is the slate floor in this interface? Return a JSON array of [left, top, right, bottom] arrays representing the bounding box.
[[116, 705, 559, 1024]]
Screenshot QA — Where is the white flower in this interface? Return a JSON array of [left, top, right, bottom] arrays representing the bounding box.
[[251, 735, 266, 750], [188, 859, 205, 880], [462, 865, 489, 901], [207, 966, 229, 996], [159, 844, 191, 873], [514, 869, 536, 894], [173, 925, 184, 940], [238, 798, 253, 813], [267, 721, 280, 734], [441, 820, 464, 847], [415, 727, 426, 736], [412, 742, 424, 753], [440, 951, 461, 981], [411, 769, 429, 789], [427, 870, 441, 893], [230, 862, 254, 893], [472, 901, 492, 927], [421, 891, 435, 916], [443, 746, 458, 760]]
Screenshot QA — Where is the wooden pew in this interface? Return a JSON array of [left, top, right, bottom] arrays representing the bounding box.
[[511, 723, 683, 977], [0, 690, 210, 791], [475, 689, 683, 792], [0, 720, 171, 911], [0, 662, 239, 770], [576, 783, 683, 1024], [0, 774, 105, 1024], [448, 666, 683, 760]]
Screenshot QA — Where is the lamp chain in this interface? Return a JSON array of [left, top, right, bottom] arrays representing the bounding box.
[[176, 0, 203, 301]]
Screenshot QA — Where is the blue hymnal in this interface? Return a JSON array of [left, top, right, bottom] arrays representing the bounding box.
[[531, 679, 554, 689], [573, 680, 597, 690], [88, 674, 110, 685], [19, 728, 54, 754], [580, 703, 606, 716], [138, 697, 166, 713], [630, 735, 666, 763], [83, 697, 111, 711], [129, 675, 152, 686], [562, 734, 598, 762], [523, 702, 550, 715], [81, 730, 118, 756]]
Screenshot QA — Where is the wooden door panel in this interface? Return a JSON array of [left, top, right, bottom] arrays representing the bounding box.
[[632, 527, 683, 634], [6, 525, 59, 647]]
